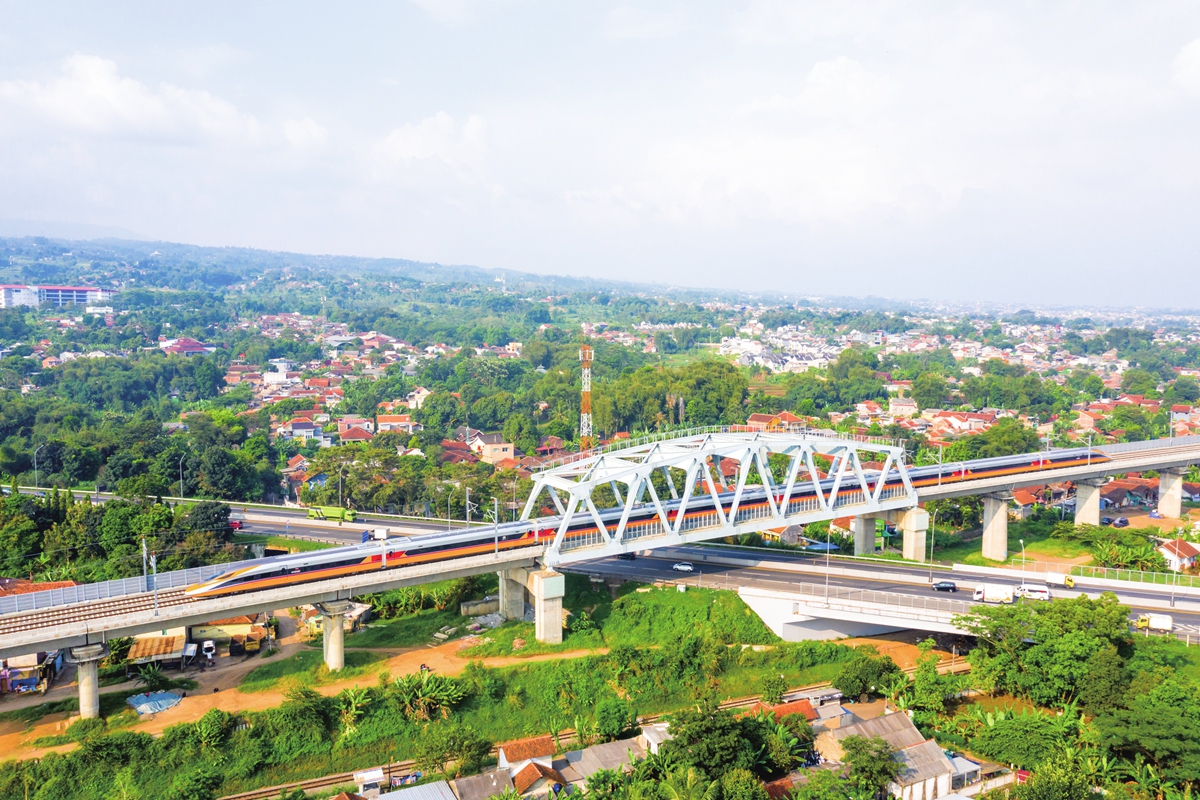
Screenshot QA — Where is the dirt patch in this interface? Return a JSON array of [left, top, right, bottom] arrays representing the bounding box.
[[837, 634, 957, 671], [121, 639, 608, 737], [1117, 509, 1197, 534]]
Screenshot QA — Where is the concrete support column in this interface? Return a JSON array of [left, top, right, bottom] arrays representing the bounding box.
[[530, 569, 565, 644], [981, 494, 1010, 562], [896, 507, 930, 562], [67, 644, 108, 720], [498, 570, 526, 620], [1159, 469, 1186, 520], [851, 515, 877, 556], [1074, 479, 1105, 526], [315, 600, 352, 671]]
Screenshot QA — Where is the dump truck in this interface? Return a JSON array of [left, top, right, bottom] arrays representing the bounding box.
[[972, 584, 1014, 604], [306, 506, 358, 522], [1135, 614, 1174, 632]]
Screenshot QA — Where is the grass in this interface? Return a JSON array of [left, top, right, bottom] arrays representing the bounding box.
[[239, 650, 387, 693], [233, 533, 334, 552], [460, 579, 777, 658], [346, 608, 472, 649], [933, 519, 1094, 567]]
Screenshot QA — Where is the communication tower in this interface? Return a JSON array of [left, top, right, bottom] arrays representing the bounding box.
[[579, 344, 594, 450]]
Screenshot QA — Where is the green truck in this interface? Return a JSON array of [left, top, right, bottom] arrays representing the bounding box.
[[306, 506, 358, 522]]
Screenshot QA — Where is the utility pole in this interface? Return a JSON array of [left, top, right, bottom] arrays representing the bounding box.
[[142, 536, 149, 593], [494, 497, 500, 554], [151, 551, 158, 616], [178, 454, 186, 500], [465, 487, 471, 526]]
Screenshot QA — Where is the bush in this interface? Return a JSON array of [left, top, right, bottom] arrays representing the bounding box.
[[969, 712, 1059, 770]]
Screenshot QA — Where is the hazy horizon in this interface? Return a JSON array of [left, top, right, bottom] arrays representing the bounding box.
[[2, 2, 1199, 307]]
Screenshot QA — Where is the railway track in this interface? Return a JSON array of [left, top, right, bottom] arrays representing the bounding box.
[[0, 588, 195, 636]]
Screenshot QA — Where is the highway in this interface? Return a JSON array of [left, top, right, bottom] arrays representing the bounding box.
[[562, 546, 1200, 635]]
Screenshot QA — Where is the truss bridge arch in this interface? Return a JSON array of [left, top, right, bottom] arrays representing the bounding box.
[[521, 427, 918, 566]]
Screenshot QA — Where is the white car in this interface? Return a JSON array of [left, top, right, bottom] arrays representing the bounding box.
[[1015, 585, 1052, 601], [671, 562, 695, 573]]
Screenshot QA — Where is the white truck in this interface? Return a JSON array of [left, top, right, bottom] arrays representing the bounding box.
[[972, 584, 1014, 604], [1135, 614, 1173, 632]]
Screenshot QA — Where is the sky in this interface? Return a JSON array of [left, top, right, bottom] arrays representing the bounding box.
[[1, 2, 1199, 306]]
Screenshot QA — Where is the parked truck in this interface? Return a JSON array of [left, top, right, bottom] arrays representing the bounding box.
[[1135, 614, 1174, 632], [307, 506, 358, 522], [1045, 572, 1075, 588], [972, 584, 1015, 604]]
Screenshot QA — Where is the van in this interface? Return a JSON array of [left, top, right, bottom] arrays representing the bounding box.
[[1016, 585, 1051, 601]]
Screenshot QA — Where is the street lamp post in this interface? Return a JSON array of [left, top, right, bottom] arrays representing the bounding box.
[[1019, 538, 1026, 585], [178, 455, 186, 500], [824, 524, 832, 603], [33, 443, 45, 491]]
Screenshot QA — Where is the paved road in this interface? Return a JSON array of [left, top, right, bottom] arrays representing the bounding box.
[[562, 546, 1200, 634]]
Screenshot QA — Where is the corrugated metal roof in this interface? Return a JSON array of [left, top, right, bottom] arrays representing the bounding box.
[[379, 783, 458, 800], [128, 636, 186, 661]]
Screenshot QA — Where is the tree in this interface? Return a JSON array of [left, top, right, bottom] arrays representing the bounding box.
[[1077, 644, 1127, 716], [1121, 368, 1159, 397], [841, 735, 899, 794], [660, 767, 720, 800], [832, 650, 901, 701], [719, 769, 769, 800], [164, 768, 223, 800], [594, 696, 633, 742], [662, 701, 757, 779], [1014, 751, 1094, 800], [1170, 375, 1200, 403], [910, 639, 949, 715], [911, 373, 949, 410], [412, 721, 491, 777], [179, 500, 231, 535], [760, 674, 787, 706], [1093, 676, 1200, 783]]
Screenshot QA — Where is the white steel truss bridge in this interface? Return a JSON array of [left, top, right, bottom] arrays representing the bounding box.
[[521, 428, 918, 566]]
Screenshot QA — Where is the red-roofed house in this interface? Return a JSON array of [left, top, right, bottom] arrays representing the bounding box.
[[340, 427, 375, 443], [1158, 538, 1200, 572]]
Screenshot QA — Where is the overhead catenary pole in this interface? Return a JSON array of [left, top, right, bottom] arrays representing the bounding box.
[[579, 345, 594, 451]]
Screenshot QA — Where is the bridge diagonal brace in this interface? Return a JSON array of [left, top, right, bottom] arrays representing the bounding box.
[[753, 447, 781, 518], [780, 448, 805, 512], [702, 462, 728, 526], [673, 461, 702, 534], [613, 476, 644, 542], [549, 494, 581, 556], [728, 448, 754, 522], [583, 494, 612, 543], [871, 453, 895, 503], [642, 472, 673, 533]]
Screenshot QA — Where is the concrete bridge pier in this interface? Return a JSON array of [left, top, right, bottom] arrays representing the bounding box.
[[315, 600, 352, 671], [894, 507, 930, 562], [1075, 479, 1106, 526], [498, 567, 565, 643], [1159, 469, 1186, 519], [851, 515, 877, 556], [981, 494, 1010, 562], [67, 644, 108, 719], [498, 570, 526, 620]]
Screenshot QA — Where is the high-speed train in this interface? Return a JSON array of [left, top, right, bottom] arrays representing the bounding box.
[[185, 445, 1109, 598]]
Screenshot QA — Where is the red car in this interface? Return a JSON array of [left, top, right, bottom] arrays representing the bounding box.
[[228, 520, 244, 530]]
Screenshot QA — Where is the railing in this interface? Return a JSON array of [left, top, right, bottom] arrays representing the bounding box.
[[538, 424, 904, 471], [788, 581, 975, 616], [1010, 557, 1200, 589], [0, 558, 260, 616], [1098, 434, 1200, 455]]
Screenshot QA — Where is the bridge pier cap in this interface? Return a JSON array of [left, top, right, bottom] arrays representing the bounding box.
[[67, 644, 108, 720], [521, 428, 917, 567]]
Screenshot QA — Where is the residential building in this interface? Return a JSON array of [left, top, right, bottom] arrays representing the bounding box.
[[452, 770, 514, 800], [471, 433, 514, 465], [377, 414, 422, 434], [1159, 538, 1200, 572]]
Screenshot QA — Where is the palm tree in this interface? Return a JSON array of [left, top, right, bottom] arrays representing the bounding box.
[[659, 768, 719, 800], [390, 672, 466, 720]]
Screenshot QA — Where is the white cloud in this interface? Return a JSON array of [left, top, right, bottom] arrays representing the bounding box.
[[1174, 37, 1200, 95], [605, 6, 684, 39], [374, 112, 487, 173], [0, 54, 262, 143], [282, 117, 328, 149]]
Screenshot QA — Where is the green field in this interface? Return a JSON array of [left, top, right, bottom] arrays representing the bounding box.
[[239, 650, 387, 693], [346, 608, 472, 649]]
